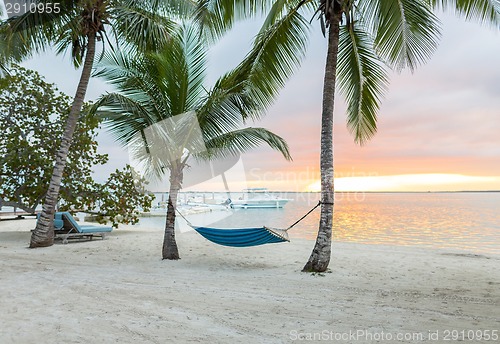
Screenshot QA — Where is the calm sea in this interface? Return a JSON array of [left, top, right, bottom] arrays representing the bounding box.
[[141, 192, 500, 255]]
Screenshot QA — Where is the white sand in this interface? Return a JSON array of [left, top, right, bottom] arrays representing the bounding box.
[[1, 219, 499, 343]]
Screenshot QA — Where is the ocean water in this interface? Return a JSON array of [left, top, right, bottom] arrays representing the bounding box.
[[142, 192, 500, 255]]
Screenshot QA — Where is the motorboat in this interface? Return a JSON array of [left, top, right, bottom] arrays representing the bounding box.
[[229, 188, 290, 209]]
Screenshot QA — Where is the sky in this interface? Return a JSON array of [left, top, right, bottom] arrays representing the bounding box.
[[11, 9, 500, 193]]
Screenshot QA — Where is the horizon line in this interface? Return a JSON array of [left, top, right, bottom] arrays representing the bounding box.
[[148, 190, 500, 194]]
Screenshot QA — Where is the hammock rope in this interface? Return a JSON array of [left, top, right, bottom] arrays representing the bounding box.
[[284, 201, 321, 230], [175, 201, 325, 247]]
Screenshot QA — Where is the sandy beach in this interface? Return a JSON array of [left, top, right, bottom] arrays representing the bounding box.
[[1, 218, 499, 343]]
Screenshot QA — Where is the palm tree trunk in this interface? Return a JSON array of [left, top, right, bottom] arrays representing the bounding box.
[[163, 164, 183, 260], [302, 12, 341, 272], [30, 33, 97, 248]]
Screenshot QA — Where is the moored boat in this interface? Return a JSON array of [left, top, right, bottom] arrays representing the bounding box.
[[230, 188, 290, 209]]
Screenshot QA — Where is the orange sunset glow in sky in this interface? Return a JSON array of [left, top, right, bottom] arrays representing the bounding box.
[[231, 14, 500, 192], [20, 12, 500, 193]]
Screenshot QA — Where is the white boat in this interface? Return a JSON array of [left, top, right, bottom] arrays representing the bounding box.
[[230, 188, 290, 209]]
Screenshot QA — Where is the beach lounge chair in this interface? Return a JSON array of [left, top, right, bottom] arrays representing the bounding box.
[[45, 212, 113, 244]]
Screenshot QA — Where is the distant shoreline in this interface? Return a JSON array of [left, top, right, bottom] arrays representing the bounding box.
[[2, 191, 498, 215], [148, 190, 500, 194]]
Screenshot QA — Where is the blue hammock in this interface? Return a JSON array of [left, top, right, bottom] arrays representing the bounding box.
[[190, 225, 289, 247], [177, 201, 321, 247]]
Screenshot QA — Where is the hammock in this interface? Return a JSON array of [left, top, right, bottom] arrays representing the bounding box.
[[191, 225, 289, 247], [176, 201, 323, 247]]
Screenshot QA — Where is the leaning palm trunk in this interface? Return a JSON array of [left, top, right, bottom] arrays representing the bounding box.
[[30, 33, 97, 248], [163, 163, 183, 259], [302, 12, 341, 272]]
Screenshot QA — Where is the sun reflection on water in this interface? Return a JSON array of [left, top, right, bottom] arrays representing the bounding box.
[[144, 192, 500, 255]]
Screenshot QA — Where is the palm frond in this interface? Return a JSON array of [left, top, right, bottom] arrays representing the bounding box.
[[243, 3, 310, 113], [53, 15, 86, 67], [192, 0, 224, 37], [260, 0, 289, 30], [129, 111, 206, 180], [90, 92, 158, 146], [362, 0, 442, 72], [181, 23, 208, 110], [110, 0, 177, 53], [337, 23, 389, 145], [427, 0, 500, 24], [161, 0, 198, 17], [0, 3, 71, 61], [147, 37, 190, 115], [93, 48, 141, 87], [93, 24, 204, 119], [200, 2, 309, 125], [201, 127, 292, 161], [94, 48, 172, 116], [143, 24, 207, 115], [198, 93, 248, 141], [193, 0, 274, 41], [131, 0, 196, 17], [93, 13, 293, 180]]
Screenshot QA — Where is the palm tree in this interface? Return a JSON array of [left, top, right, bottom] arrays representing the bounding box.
[[197, 0, 500, 272], [0, 7, 12, 76], [304, 0, 498, 272], [301, 0, 441, 272], [91, 22, 306, 259], [0, 0, 181, 248]]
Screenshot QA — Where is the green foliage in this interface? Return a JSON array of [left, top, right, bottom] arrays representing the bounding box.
[[0, 65, 81, 212], [91, 21, 297, 259], [91, 23, 294, 181], [427, 0, 500, 24], [0, 65, 153, 226], [198, 0, 499, 144], [0, 0, 183, 68], [337, 24, 389, 144], [60, 165, 155, 228]]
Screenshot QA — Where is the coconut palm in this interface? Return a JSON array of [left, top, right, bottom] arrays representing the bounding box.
[[91, 22, 307, 259], [0, 7, 4, 74], [0, 7, 12, 76], [302, 0, 498, 272], [300, 0, 441, 272], [0, 58, 8, 75], [0, 0, 183, 248], [197, 0, 499, 271]]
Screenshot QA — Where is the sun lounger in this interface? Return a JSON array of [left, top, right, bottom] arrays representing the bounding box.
[[38, 212, 113, 244]]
